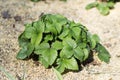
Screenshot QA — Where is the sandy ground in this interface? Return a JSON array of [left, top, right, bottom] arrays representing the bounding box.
[[0, 0, 120, 80]]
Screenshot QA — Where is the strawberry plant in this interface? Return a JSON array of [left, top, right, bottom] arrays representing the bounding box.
[[16, 14, 110, 78], [86, 0, 120, 15]]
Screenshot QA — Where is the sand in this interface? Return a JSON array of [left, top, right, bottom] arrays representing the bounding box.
[[0, 0, 120, 80]]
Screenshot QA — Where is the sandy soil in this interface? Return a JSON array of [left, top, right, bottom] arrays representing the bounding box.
[[0, 0, 120, 80]]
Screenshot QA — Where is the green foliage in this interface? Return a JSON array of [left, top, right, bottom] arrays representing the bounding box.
[[95, 43, 111, 63], [86, 2, 98, 10], [17, 14, 110, 78], [86, 1, 115, 15]]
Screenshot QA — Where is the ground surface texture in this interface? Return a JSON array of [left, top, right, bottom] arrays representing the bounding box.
[[0, 0, 120, 80]]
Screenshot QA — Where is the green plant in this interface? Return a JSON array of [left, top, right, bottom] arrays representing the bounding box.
[[85, 0, 117, 15], [16, 14, 110, 78]]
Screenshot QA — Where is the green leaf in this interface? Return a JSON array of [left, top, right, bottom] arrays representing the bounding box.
[[52, 67, 63, 80], [45, 22, 57, 34], [69, 21, 81, 29], [56, 64, 65, 74], [81, 30, 87, 42], [78, 42, 87, 49], [97, 3, 110, 15], [35, 45, 57, 67], [58, 28, 69, 39], [25, 21, 44, 46], [56, 59, 65, 73], [70, 27, 81, 40], [16, 47, 28, 59], [31, 32, 43, 46], [61, 36, 78, 59], [24, 24, 43, 46], [33, 21, 45, 33], [86, 2, 98, 10], [31, 33, 37, 44], [56, 58, 78, 73], [90, 38, 96, 49], [39, 56, 49, 68], [35, 32, 43, 46], [88, 34, 100, 49], [83, 49, 89, 61], [24, 23, 32, 29], [60, 46, 74, 58], [66, 22, 82, 39], [74, 46, 84, 61], [64, 57, 78, 70], [24, 27, 35, 39], [43, 14, 67, 35], [63, 38, 77, 49], [53, 14, 68, 26], [92, 34, 100, 43], [52, 41, 63, 50], [16, 43, 34, 59], [34, 42, 50, 54], [18, 32, 30, 47], [42, 48, 57, 65], [96, 43, 110, 63], [107, 2, 115, 8], [54, 23, 62, 34], [44, 34, 53, 42]]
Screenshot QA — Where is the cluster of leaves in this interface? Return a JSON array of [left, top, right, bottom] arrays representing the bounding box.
[[17, 14, 110, 76], [86, 0, 120, 15]]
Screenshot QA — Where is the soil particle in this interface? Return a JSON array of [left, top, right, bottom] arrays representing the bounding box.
[[104, 43, 112, 48], [14, 15, 22, 22], [1, 10, 11, 19]]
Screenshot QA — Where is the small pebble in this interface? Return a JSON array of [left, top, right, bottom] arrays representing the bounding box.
[[13, 24, 15, 28], [33, 61, 40, 66], [104, 43, 112, 48], [0, 60, 2, 63], [14, 15, 22, 21], [116, 55, 120, 58]]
